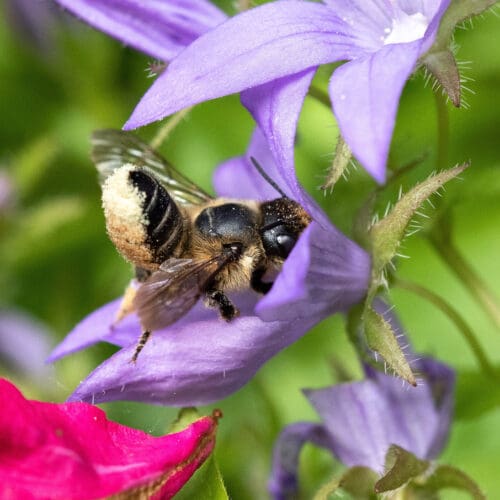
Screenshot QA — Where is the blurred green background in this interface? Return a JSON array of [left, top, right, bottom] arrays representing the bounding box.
[[0, 1, 499, 498]]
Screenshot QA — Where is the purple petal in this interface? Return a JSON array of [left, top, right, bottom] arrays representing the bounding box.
[[329, 40, 422, 183], [268, 422, 331, 500], [304, 357, 455, 472], [47, 298, 129, 362], [322, 0, 393, 51], [213, 129, 281, 201], [67, 297, 318, 406], [256, 222, 370, 322], [241, 70, 318, 217], [0, 310, 54, 379], [124, 2, 360, 129], [48, 293, 217, 362], [54, 0, 226, 61]]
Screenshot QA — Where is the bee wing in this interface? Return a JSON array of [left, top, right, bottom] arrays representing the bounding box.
[[133, 256, 228, 332], [91, 129, 213, 206]]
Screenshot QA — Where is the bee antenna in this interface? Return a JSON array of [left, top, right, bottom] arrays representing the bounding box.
[[249, 157, 288, 198]]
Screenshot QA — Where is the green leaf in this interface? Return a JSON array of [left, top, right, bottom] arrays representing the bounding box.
[[413, 464, 486, 500], [375, 445, 429, 493], [364, 307, 416, 386], [369, 164, 468, 278], [175, 456, 229, 500]]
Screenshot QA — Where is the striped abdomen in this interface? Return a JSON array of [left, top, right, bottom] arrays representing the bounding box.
[[102, 165, 185, 270]]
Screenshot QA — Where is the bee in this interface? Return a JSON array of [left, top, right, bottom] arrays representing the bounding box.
[[91, 129, 311, 361]]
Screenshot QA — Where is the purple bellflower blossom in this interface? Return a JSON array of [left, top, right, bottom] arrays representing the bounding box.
[[53, 0, 227, 62], [122, 0, 451, 183], [268, 308, 455, 498], [48, 129, 371, 406]]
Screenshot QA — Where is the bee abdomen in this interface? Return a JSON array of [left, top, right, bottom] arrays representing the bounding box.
[[102, 165, 183, 269], [129, 170, 183, 261]]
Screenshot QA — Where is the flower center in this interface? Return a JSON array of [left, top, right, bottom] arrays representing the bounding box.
[[383, 11, 428, 45]]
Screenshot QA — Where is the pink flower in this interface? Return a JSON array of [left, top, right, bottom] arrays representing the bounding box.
[[0, 378, 220, 499]]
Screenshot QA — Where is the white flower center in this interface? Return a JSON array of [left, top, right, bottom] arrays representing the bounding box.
[[384, 11, 428, 45]]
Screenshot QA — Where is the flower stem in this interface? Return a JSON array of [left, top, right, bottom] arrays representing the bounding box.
[[434, 91, 449, 169], [150, 107, 192, 150], [429, 233, 500, 331], [395, 278, 496, 378], [308, 85, 331, 108]]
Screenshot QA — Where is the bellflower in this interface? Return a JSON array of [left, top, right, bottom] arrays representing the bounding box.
[[53, 0, 227, 62], [268, 310, 455, 498], [48, 128, 370, 406], [0, 309, 54, 380], [123, 0, 451, 183], [0, 378, 219, 499]]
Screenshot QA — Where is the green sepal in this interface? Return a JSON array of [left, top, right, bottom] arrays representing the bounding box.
[[364, 307, 416, 386], [321, 135, 352, 191], [423, 0, 499, 104], [369, 163, 468, 282], [167, 407, 201, 433], [375, 445, 429, 493], [432, 0, 499, 53], [412, 464, 486, 500], [423, 50, 461, 107], [313, 467, 378, 500], [175, 456, 229, 500]]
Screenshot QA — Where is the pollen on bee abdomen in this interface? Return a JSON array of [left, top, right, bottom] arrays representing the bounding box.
[[101, 164, 156, 268]]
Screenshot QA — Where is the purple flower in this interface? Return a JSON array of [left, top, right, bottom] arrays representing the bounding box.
[[123, 0, 450, 183], [53, 0, 227, 62], [48, 129, 371, 406], [269, 341, 455, 498], [0, 309, 55, 381]]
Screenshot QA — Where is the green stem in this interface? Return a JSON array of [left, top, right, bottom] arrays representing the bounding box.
[[150, 106, 192, 150], [429, 234, 500, 331], [395, 279, 496, 378], [308, 85, 331, 108], [434, 91, 449, 170]]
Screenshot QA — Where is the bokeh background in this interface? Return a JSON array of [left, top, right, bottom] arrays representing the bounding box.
[[0, 1, 499, 497]]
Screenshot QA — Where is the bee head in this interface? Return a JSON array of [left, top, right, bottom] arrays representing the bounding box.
[[260, 198, 311, 259]]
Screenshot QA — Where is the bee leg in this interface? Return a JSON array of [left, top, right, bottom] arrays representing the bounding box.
[[205, 289, 239, 321], [130, 330, 151, 363], [114, 284, 138, 325], [250, 267, 273, 295]]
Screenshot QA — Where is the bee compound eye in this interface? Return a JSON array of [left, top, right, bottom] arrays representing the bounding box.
[[276, 234, 296, 257]]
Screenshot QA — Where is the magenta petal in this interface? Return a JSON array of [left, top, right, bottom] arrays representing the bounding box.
[[0, 378, 217, 500], [329, 40, 422, 183], [124, 2, 358, 129], [268, 422, 331, 500], [241, 69, 317, 215], [304, 358, 455, 473], [54, 0, 226, 61], [256, 222, 370, 322], [67, 309, 317, 406]]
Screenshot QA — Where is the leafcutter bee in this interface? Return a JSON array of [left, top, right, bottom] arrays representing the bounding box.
[[92, 130, 311, 361]]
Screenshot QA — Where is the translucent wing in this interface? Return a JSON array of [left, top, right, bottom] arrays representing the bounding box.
[[91, 129, 213, 205], [133, 256, 229, 332]]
